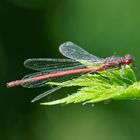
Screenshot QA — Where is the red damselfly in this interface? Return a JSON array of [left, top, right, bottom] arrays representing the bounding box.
[[7, 42, 133, 102]]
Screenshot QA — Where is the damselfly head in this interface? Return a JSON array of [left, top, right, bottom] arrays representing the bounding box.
[[124, 54, 134, 65]]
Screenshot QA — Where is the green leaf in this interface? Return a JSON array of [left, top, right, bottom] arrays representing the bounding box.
[[41, 66, 140, 105]]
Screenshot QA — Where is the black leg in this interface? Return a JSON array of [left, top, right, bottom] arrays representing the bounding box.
[[92, 71, 110, 80]]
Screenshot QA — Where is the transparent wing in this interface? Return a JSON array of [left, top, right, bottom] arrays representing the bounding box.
[[59, 41, 104, 63], [31, 68, 96, 102], [21, 65, 86, 88], [24, 58, 81, 71], [31, 86, 63, 102]]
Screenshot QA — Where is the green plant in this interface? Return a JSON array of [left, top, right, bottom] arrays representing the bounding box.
[[41, 66, 140, 105]]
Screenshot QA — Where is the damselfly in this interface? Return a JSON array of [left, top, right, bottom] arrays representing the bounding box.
[[7, 42, 133, 102]]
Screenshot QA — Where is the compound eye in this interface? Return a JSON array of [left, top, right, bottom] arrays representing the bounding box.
[[125, 59, 131, 65]]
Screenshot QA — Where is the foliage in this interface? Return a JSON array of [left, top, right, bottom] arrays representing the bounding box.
[[41, 66, 140, 105]]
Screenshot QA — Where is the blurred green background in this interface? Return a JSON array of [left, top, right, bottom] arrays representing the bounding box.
[[1, 0, 140, 140]]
